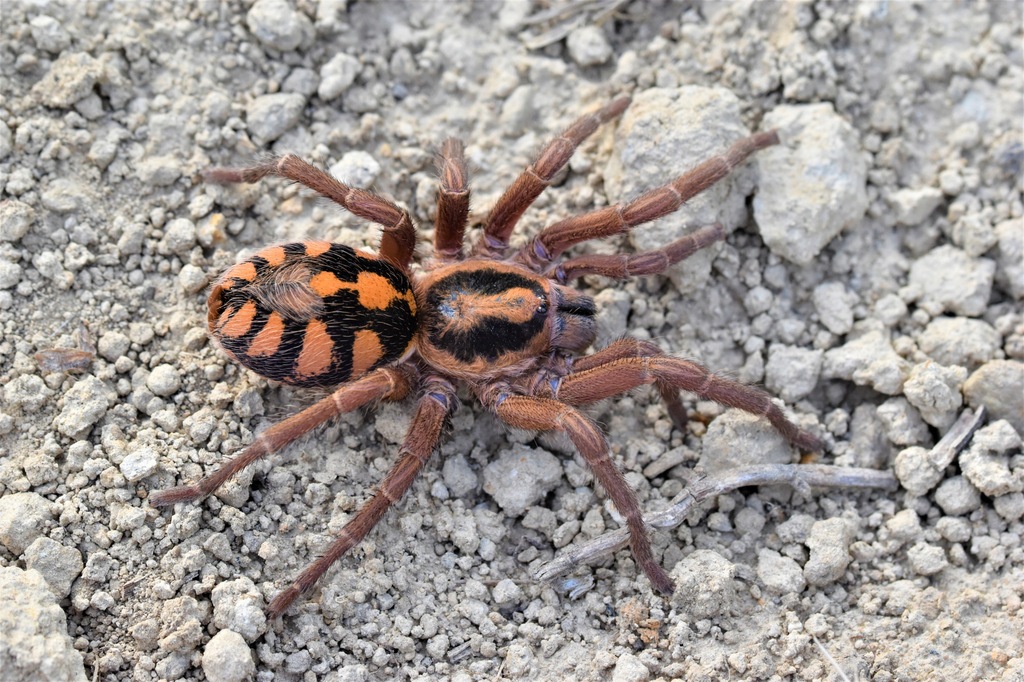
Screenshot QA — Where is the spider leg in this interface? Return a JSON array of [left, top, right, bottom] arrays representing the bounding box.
[[553, 224, 725, 283], [433, 138, 470, 261], [149, 365, 416, 507], [205, 155, 417, 271], [475, 97, 631, 259], [268, 379, 456, 617], [567, 338, 689, 430], [517, 131, 779, 271], [557, 352, 821, 452], [488, 393, 674, 595]]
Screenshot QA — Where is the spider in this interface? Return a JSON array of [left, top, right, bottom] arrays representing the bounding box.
[[149, 96, 821, 617]]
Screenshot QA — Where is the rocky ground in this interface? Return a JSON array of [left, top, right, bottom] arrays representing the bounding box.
[[0, 1, 1022, 681]]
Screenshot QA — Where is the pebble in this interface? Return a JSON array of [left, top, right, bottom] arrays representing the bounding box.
[[764, 344, 823, 402], [31, 52, 102, 108], [482, 444, 562, 517], [994, 218, 1023, 299], [499, 85, 537, 136], [120, 446, 158, 483], [933, 476, 982, 516], [41, 178, 91, 215], [605, 87, 752, 292], [902, 362, 966, 430], [611, 652, 651, 682], [178, 263, 209, 294], [23, 537, 83, 599], [873, 294, 908, 327], [566, 26, 613, 66], [876, 397, 930, 446], [146, 364, 182, 397], [53, 376, 113, 438], [491, 578, 524, 605], [211, 577, 266, 642], [246, 93, 306, 145], [0, 567, 87, 681], [441, 454, 479, 498], [959, 420, 1022, 497], [894, 446, 944, 496], [202, 629, 255, 682], [755, 104, 868, 265], [907, 543, 948, 576], [318, 53, 361, 100], [671, 549, 737, 618], [97, 331, 131, 362], [246, 0, 312, 51], [29, 15, 71, 54], [756, 548, 807, 594], [136, 156, 182, 187], [329, 151, 381, 188], [0, 199, 34, 242], [699, 410, 796, 475], [5, 374, 54, 411], [0, 120, 10, 159], [993, 492, 1024, 522], [804, 518, 853, 587], [906, 245, 995, 317], [823, 329, 910, 395], [159, 218, 197, 257], [813, 281, 856, 335], [963, 360, 1024, 436], [890, 186, 943, 226], [917, 317, 1000, 369], [0, 260, 22, 289], [885, 509, 922, 543]]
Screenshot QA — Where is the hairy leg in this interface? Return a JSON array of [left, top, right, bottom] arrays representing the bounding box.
[[554, 224, 725, 282], [267, 379, 456, 617], [433, 138, 470, 261], [206, 155, 417, 270], [476, 97, 631, 258], [518, 131, 778, 271], [565, 338, 689, 430], [558, 354, 821, 451], [149, 365, 416, 507], [488, 393, 674, 595]]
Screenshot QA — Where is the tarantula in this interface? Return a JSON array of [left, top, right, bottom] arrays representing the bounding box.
[[150, 96, 820, 617]]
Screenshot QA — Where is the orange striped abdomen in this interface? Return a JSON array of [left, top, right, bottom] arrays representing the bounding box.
[[208, 241, 417, 387]]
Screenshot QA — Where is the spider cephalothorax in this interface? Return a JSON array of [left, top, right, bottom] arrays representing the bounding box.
[[151, 96, 821, 617]]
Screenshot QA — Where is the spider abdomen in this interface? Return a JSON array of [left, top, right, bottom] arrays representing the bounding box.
[[208, 241, 417, 387]]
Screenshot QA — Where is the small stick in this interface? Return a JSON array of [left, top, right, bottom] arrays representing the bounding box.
[[534, 463, 898, 584], [927, 405, 985, 470]]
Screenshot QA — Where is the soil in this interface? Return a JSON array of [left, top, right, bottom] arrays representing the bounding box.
[[0, 1, 1021, 681]]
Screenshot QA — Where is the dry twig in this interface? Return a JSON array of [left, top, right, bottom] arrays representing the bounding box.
[[535, 463, 898, 584]]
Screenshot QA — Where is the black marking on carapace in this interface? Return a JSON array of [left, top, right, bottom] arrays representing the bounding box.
[[210, 242, 417, 387], [423, 268, 548, 363]]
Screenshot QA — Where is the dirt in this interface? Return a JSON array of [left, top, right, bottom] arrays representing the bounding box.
[[0, 1, 1021, 681]]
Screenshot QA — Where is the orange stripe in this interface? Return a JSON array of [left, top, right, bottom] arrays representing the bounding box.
[[304, 241, 331, 257], [309, 271, 355, 297], [356, 272, 401, 309], [295, 318, 334, 379], [219, 300, 257, 338], [246, 311, 284, 357], [256, 245, 286, 266], [351, 329, 383, 377], [223, 261, 257, 283]]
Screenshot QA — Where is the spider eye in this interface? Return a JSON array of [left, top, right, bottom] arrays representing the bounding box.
[[536, 301, 548, 315]]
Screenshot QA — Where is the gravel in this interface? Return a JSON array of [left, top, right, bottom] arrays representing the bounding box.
[[0, 567, 87, 682], [1, 1, 1021, 680]]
